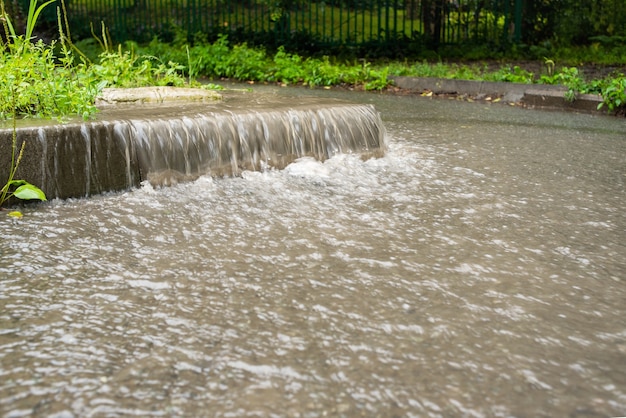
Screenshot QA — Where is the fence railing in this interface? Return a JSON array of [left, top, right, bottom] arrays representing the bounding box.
[[60, 0, 522, 52]]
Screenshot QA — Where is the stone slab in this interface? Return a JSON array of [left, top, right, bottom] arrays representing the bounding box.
[[522, 89, 604, 112], [391, 76, 534, 102], [96, 86, 222, 106], [390, 76, 606, 113]]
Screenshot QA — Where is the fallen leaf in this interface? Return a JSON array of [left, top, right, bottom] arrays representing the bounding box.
[[8, 211, 23, 219]]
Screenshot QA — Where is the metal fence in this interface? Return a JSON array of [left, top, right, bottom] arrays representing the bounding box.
[[59, 0, 522, 51]]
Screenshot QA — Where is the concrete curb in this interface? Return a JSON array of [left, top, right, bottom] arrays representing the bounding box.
[[96, 86, 223, 106], [389, 76, 605, 113], [0, 93, 386, 200], [521, 88, 604, 113]]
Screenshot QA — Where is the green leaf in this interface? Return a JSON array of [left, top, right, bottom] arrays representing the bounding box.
[[2, 11, 17, 38], [25, 0, 56, 40], [13, 184, 47, 201], [8, 179, 28, 187]]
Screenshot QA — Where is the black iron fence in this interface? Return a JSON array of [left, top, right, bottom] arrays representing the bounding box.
[[52, 0, 522, 53]]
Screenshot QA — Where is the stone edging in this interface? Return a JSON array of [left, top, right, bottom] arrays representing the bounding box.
[[96, 86, 223, 107], [389, 76, 605, 113]]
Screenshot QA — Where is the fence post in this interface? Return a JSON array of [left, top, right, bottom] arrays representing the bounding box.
[[514, 0, 522, 42]]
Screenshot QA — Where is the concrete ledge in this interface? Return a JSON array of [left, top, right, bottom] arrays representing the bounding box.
[[522, 89, 604, 112], [391, 76, 538, 103], [1, 93, 386, 200], [390, 76, 606, 113], [96, 87, 223, 106]]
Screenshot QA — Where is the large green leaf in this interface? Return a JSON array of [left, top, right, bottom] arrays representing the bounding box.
[[13, 184, 46, 201]]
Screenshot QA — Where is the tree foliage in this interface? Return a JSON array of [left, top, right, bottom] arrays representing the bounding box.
[[522, 0, 626, 45]]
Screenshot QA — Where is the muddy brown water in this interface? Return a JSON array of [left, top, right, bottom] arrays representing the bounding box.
[[1, 87, 625, 417]]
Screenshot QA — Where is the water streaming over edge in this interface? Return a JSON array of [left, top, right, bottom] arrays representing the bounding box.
[[0, 94, 385, 200], [1, 89, 625, 417]]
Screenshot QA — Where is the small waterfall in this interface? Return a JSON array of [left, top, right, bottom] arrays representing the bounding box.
[[133, 102, 385, 186], [0, 94, 386, 199]]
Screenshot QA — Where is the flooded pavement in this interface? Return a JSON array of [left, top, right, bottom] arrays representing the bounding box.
[[1, 88, 625, 417]]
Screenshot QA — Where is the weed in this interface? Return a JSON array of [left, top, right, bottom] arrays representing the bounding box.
[[598, 75, 626, 113], [486, 65, 534, 83], [0, 0, 99, 120], [89, 44, 186, 88], [270, 46, 304, 84], [0, 0, 49, 212], [363, 66, 390, 91], [0, 100, 47, 212]]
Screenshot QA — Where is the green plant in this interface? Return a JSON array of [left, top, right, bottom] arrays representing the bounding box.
[[0, 117, 47, 212], [362, 64, 391, 91], [0, 74, 47, 215], [270, 46, 304, 84], [302, 56, 345, 87], [3, 0, 55, 41], [221, 43, 267, 81], [538, 67, 586, 101], [89, 44, 186, 88], [181, 34, 231, 79], [598, 75, 626, 112], [486, 65, 534, 83], [1, 3, 197, 121], [0, 0, 101, 120], [544, 58, 555, 77], [0, 0, 52, 213], [561, 68, 586, 102]]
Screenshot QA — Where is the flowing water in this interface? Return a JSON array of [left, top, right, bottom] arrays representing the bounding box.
[[0, 95, 384, 200], [1, 88, 625, 417]]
